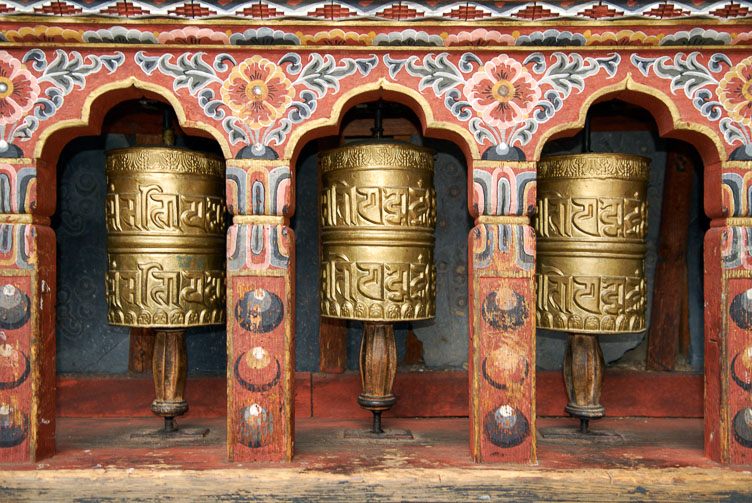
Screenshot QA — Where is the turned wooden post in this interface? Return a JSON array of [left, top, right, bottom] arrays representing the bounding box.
[[563, 333, 605, 432], [151, 328, 188, 432], [358, 322, 398, 433]]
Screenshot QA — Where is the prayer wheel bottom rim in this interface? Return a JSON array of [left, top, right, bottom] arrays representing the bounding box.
[[358, 394, 397, 411], [565, 403, 605, 419]]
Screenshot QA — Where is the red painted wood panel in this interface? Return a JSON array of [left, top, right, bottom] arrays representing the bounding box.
[[57, 373, 312, 419], [311, 371, 469, 419], [56, 370, 701, 419], [536, 370, 703, 418]]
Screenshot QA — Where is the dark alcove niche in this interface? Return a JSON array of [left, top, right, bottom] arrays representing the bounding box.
[[53, 100, 227, 375], [537, 100, 708, 371], [292, 101, 474, 372]]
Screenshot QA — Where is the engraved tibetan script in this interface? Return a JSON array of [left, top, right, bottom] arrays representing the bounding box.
[[536, 269, 646, 333], [320, 255, 435, 321], [321, 183, 436, 228], [106, 261, 225, 326], [537, 195, 646, 240], [106, 186, 225, 234]]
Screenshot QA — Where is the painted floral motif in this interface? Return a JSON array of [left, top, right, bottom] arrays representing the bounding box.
[[732, 33, 752, 45], [444, 29, 514, 47], [373, 29, 443, 47], [0, 49, 124, 157], [463, 56, 541, 130], [660, 28, 731, 46], [157, 27, 230, 45], [299, 30, 373, 46], [82, 27, 157, 44], [387, 52, 617, 160], [229, 28, 299, 46], [0, 53, 39, 126], [221, 56, 295, 130], [515, 30, 585, 46], [138, 51, 377, 158], [583, 30, 661, 46], [718, 57, 752, 128], [633, 52, 752, 160], [3, 25, 83, 43]]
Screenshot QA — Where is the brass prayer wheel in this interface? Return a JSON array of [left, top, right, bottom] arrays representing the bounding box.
[[319, 141, 436, 322], [536, 153, 649, 334], [105, 146, 226, 327], [104, 145, 226, 432], [319, 140, 436, 433], [535, 153, 649, 429]]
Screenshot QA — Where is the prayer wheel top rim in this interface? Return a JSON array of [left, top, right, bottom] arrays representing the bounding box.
[[318, 140, 435, 174], [105, 146, 225, 179], [538, 153, 650, 182]]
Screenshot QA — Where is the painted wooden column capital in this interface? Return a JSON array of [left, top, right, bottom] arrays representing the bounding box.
[[226, 160, 295, 462]]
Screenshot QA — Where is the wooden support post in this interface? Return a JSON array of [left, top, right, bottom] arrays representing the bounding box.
[[707, 224, 752, 464], [469, 223, 536, 463], [647, 151, 695, 371], [468, 160, 537, 464], [0, 159, 56, 463], [226, 160, 295, 462]]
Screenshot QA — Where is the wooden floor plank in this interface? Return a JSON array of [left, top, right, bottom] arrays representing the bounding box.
[[1, 417, 750, 502]]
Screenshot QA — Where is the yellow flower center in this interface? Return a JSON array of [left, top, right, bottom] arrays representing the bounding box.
[[743, 80, 752, 102], [245, 80, 268, 102], [0, 77, 13, 99], [491, 79, 514, 103]]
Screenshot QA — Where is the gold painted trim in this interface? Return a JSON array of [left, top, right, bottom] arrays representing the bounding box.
[[723, 160, 752, 170], [0, 214, 50, 225], [233, 215, 286, 225], [0, 158, 34, 165], [225, 159, 290, 168], [3, 42, 752, 53], [726, 218, 752, 227], [283, 78, 480, 162], [33, 77, 232, 160], [473, 160, 537, 170], [476, 215, 530, 225], [723, 269, 752, 279], [532, 73, 728, 164], [477, 269, 534, 279]]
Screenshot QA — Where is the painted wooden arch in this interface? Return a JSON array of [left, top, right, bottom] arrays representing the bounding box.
[[32, 78, 234, 165]]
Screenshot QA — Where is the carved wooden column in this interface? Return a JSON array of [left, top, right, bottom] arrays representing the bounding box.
[[468, 160, 537, 463], [706, 161, 752, 464], [0, 158, 56, 462], [226, 160, 294, 462]]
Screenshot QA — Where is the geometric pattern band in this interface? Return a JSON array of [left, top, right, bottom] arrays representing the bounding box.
[[1, 1, 750, 20]]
